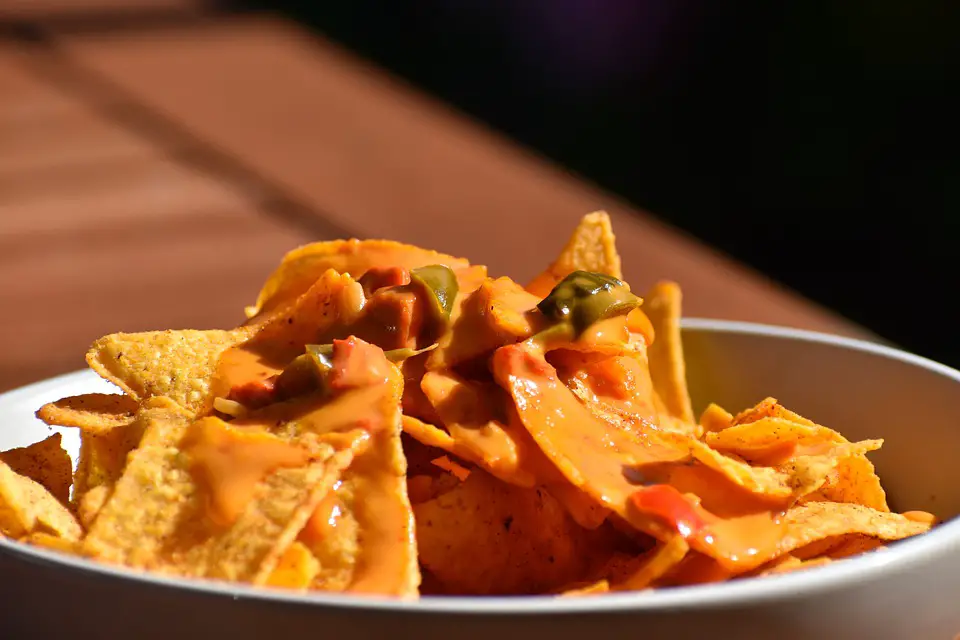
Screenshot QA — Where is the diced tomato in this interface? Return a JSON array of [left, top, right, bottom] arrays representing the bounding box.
[[226, 376, 277, 409], [358, 266, 411, 296], [328, 336, 393, 390], [629, 484, 710, 539]]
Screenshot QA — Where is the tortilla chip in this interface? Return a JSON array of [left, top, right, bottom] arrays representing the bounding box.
[[427, 277, 544, 371], [558, 580, 611, 596], [755, 554, 833, 577], [21, 531, 82, 555], [70, 398, 181, 511], [299, 370, 420, 597], [775, 502, 930, 562], [246, 239, 474, 319], [0, 461, 81, 540], [0, 434, 72, 504], [264, 542, 320, 589], [414, 470, 607, 595], [83, 407, 361, 583], [86, 328, 252, 413], [526, 211, 623, 297], [644, 281, 695, 424], [705, 417, 846, 461], [76, 484, 111, 529], [419, 369, 537, 487], [36, 393, 139, 434], [615, 534, 690, 591], [731, 397, 816, 427], [824, 534, 887, 559], [699, 403, 734, 433], [802, 453, 889, 512], [401, 415, 456, 450]]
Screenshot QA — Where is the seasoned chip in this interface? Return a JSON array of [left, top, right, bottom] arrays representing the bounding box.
[[428, 277, 544, 371], [299, 367, 420, 597], [70, 398, 182, 511], [755, 554, 833, 577], [0, 461, 81, 540], [557, 580, 611, 596], [264, 542, 320, 590], [731, 397, 816, 427], [0, 434, 72, 504], [246, 239, 475, 319], [414, 470, 605, 595], [644, 281, 695, 425], [36, 393, 139, 434], [802, 453, 889, 512], [526, 211, 623, 297], [86, 328, 252, 413], [20, 531, 82, 555], [686, 438, 883, 503], [419, 369, 537, 487], [615, 534, 690, 591], [775, 502, 930, 562], [83, 406, 361, 583], [699, 403, 734, 433], [705, 417, 846, 461]]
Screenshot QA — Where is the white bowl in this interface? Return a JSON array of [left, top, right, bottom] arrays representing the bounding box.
[[1, 320, 958, 640]]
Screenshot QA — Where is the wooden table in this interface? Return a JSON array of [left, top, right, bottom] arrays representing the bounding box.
[[0, 4, 864, 392]]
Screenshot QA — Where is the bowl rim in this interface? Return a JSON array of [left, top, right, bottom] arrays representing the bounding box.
[[2, 318, 958, 614]]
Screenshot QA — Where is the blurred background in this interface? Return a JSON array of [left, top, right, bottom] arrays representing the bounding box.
[[1, 0, 957, 390]]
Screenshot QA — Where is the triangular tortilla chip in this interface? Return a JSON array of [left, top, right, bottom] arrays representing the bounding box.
[[82, 399, 363, 583], [776, 502, 930, 559], [37, 393, 138, 434], [246, 239, 474, 319], [414, 469, 607, 595], [0, 461, 81, 540], [296, 362, 420, 597], [527, 211, 623, 298], [644, 281, 695, 425], [265, 542, 320, 589], [70, 398, 181, 514], [0, 434, 72, 504], [86, 328, 253, 414]]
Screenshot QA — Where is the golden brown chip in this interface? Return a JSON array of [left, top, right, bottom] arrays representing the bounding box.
[[83, 405, 361, 584], [299, 370, 420, 597], [526, 211, 623, 297], [264, 542, 320, 590], [705, 417, 846, 457], [86, 328, 252, 413], [76, 484, 111, 530], [0, 461, 81, 540], [427, 276, 544, 371], [824, 534, 887, 559], [246, 239, 474, 319], [0, 434, 72, 504], [802, 453, 889, 512], [644, 281, 695, 425], [615, 534, 690, 591], [731, 397, 816, 427], [699, 403, 734, 433], [557, 580, 611, 597], [20, 531, 82, 555], [774, 501, 930, 563], [36, 393, 139, 434], [755, 554, 833, 577], [70, 398, 182, 512], [414, 470, 607, 595], [419, 369, 537, 487]]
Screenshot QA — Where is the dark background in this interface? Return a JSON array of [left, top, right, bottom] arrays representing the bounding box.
[[252, 1, 957, 364]]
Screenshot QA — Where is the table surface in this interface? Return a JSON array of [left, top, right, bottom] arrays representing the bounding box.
[[0, 3, 865, 392]]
